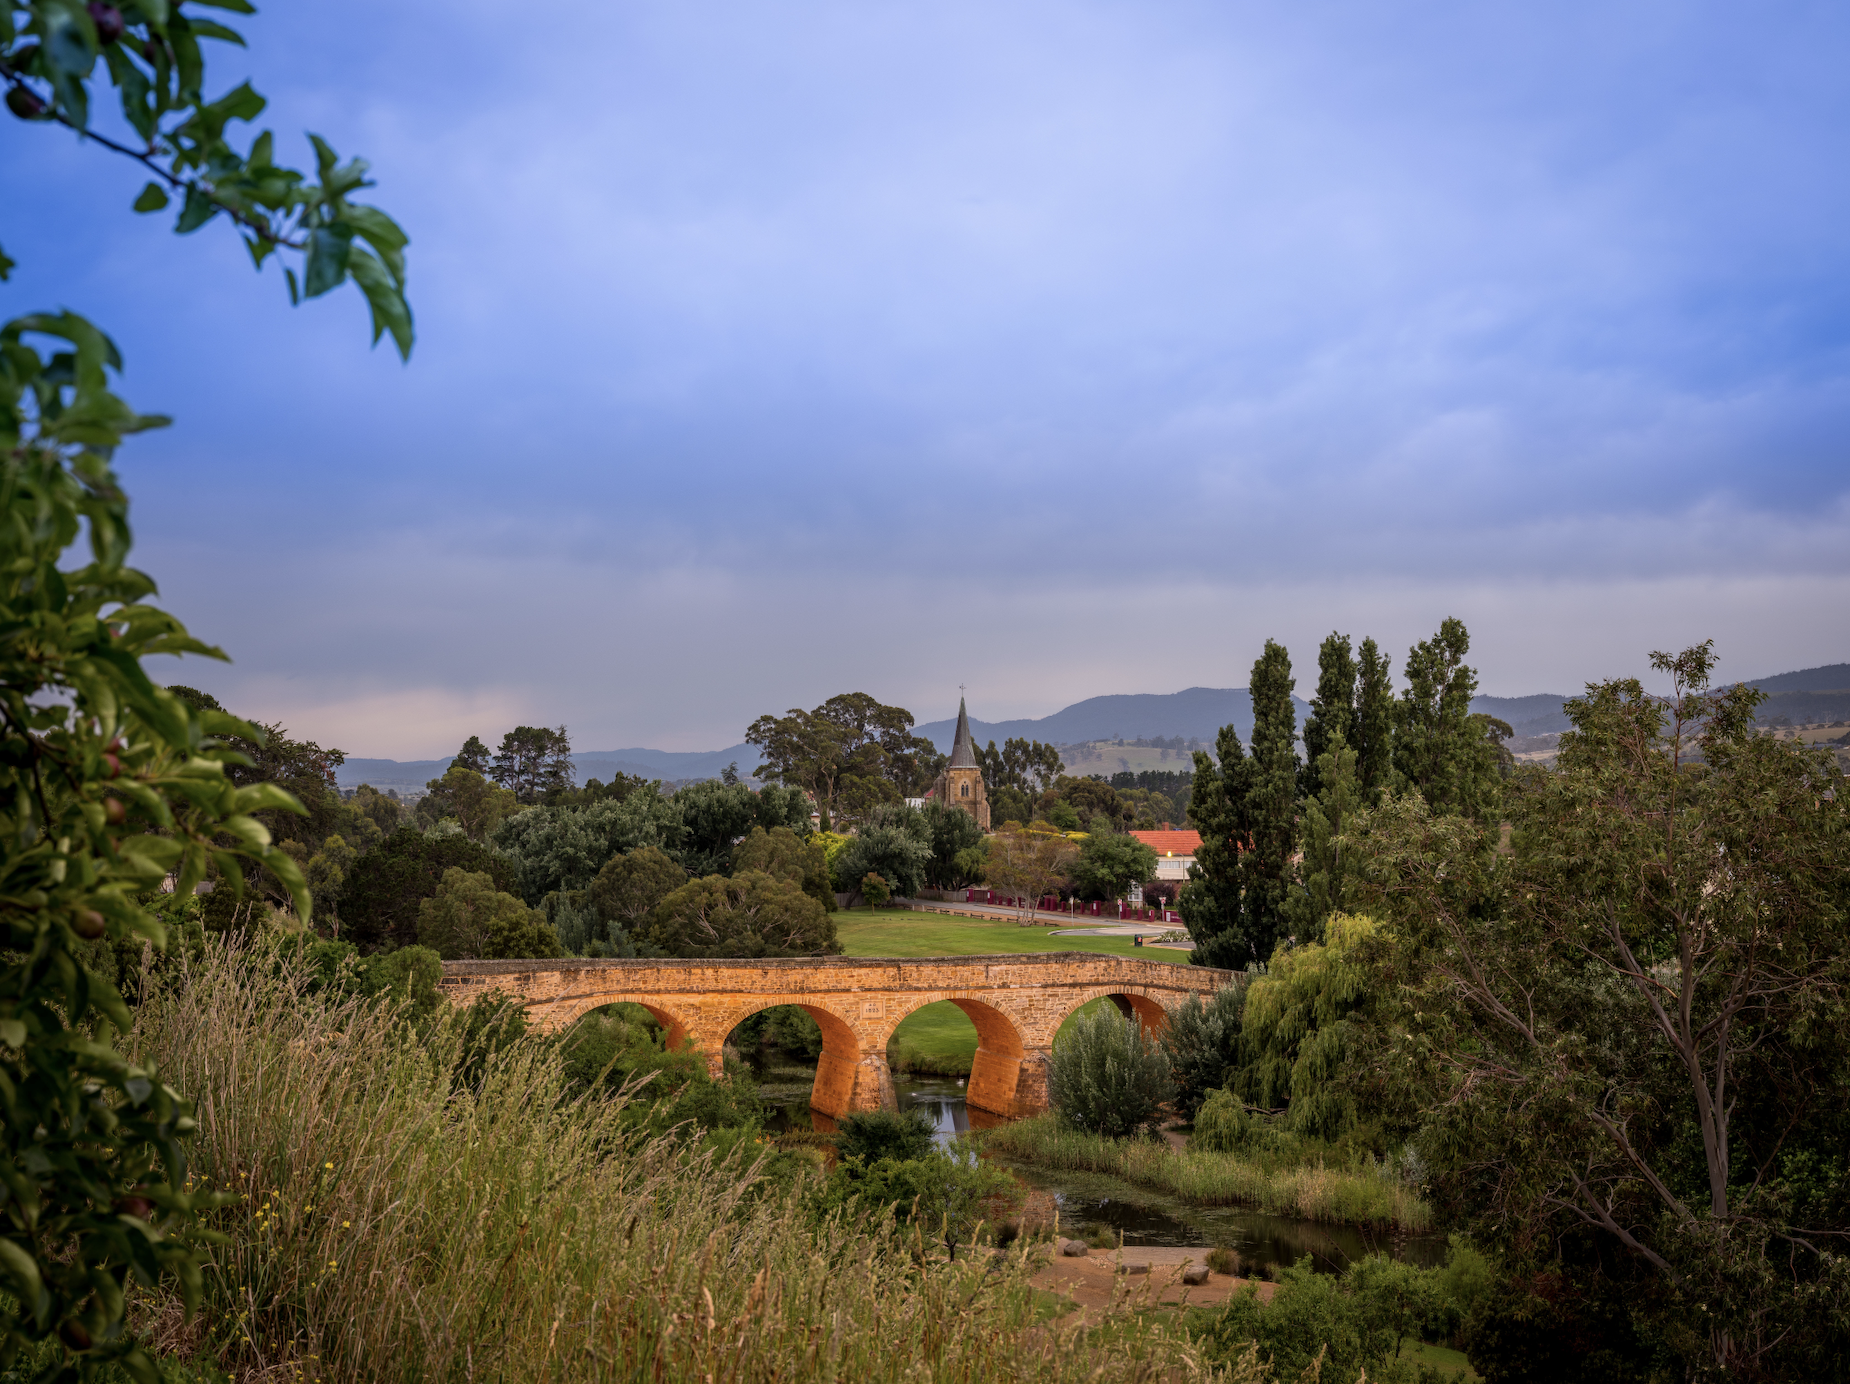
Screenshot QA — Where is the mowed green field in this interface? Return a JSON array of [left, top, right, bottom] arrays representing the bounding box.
[[838, 906, 1188, 1067]]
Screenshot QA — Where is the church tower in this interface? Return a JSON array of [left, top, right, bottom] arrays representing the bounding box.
[[932, 697, 990, 832]]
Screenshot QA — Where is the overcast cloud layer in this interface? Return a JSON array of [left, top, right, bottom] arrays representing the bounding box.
[[4, 0, 1847, 755]]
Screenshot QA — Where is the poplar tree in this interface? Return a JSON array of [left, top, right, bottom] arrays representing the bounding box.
[[1243, 639, 1300, 960], [1300, 632, 1356, 801], [1394, 617, 1498, 820], [1283, 730, 1360, 943], [1180, 724, 1253, 969], [1353, 637, 1395, 800]]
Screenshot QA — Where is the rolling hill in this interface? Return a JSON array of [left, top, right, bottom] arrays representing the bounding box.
[[335, 658, 1846, 791]]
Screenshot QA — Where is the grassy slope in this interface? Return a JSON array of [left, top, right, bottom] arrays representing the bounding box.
[[839, 907, 1186, 1066]]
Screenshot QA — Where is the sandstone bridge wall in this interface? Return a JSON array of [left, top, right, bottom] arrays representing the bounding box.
[[439, 953, 1239, 1121]]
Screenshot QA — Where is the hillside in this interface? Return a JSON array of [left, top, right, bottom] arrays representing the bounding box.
[[336, 657, 1845, 791]]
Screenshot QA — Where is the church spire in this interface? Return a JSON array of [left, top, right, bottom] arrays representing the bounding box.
[[948, 696, 978, 769]]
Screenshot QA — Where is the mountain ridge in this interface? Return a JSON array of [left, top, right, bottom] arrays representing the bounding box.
[[333, 659, 1846, 790]]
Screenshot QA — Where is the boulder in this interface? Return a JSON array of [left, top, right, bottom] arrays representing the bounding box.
[[1114, 1262, 1149, 1276], [1057, 1238, 1089, 1257], [1181, 1263, 1210, 1285]]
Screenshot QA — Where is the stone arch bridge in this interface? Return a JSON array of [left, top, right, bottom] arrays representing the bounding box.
[[440, 953, 1237, 1120]]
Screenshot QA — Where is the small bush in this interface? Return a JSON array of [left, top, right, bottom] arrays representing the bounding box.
[[837, 1107, 937, 1164], [1049, 1002, 1173, 1136], [1207, 1244, 1243, 1277], [1160, 984, 1246, 1118]]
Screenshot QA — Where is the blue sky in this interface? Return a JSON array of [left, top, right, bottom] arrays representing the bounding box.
[[5, 0, 1848, 756]]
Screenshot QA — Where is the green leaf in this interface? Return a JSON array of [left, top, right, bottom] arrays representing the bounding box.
[[0, 1020, 24, 1049], [175, 186, 217, 234], [186, 0, 256, 10], [343, 204, 408, 287], [46, 12, 96, 78], [283, 265, 300, 305], [345, 245, 415, 359], [132, 182, 170, 214], [186, 18, 246, 45], [0, 244, 13, 282], [302, 224, 353, 298], [0, 1238, 43, 1309]]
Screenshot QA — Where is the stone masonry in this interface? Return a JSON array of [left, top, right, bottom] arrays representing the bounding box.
[[439, 952, 1238, 1120]]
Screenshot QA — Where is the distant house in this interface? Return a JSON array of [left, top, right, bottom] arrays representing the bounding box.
[[1129, 829, 1201, 882]]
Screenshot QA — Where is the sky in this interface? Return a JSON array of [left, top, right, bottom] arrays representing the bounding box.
[[5, 0, 1848, 756]]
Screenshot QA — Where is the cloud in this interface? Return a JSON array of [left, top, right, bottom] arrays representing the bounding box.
[[4, 0, 1847, 754]]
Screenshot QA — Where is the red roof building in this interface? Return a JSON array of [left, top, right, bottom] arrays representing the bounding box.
[[1130, 830, 1201, 881]]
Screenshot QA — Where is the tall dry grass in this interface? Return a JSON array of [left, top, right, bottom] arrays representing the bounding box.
[[127, 945, 1215, 1383], [983, 1117, 1431, 1232]]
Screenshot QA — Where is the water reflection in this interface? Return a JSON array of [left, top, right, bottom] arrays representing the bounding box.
[[758, 1072, 1443, 1275]]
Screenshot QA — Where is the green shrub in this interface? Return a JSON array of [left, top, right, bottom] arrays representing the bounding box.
[[821, 1142, 1023, 1260], [1202, 1256, 1448, 1383], [1049, 1002, 1173, 1136], [1207, 1245, 1243, 1276], [1161, 984, 1246, 1118], [836, 1108, 936, 1164]]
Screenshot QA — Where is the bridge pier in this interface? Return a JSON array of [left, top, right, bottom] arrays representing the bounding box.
[[967, 1046, 1053, 1119]]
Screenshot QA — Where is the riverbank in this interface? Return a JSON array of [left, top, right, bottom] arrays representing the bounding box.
[[984, 1114, 1431, 1233]]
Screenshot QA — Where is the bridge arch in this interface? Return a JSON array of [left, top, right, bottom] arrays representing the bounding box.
[[884, 994, 1030, 1120], [719, 999, 873, 1122], [546, 994, 699, 1052]]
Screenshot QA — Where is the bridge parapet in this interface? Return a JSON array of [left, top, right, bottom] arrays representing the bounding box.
[[439, 952, 1239, 1121]]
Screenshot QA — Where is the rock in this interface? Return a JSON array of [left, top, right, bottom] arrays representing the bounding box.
[[1058, 1238, 1089, 1257], [1182, 1263, 1210, 1285], [1115, 1262, 1149, 1275]]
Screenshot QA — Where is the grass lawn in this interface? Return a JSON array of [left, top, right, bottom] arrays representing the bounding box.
[[835, 906, 1193, 964], [844, 907, 1178, 1066], [1401, 1340, 1478, 1380]]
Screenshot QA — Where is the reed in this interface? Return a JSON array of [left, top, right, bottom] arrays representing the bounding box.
[[982, 1116, 1431, 1232], [126, 944, 1217, 1383]]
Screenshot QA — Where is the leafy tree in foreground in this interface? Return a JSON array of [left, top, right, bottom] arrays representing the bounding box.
[[1049, 1002, 1172, 1137], [2, 5, 412, 356], [1357, 643, 1850, 1379], [0, 4, 410, 1368]]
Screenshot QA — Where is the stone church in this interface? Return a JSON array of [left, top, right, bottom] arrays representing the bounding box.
[[926, 697, 990, 832]]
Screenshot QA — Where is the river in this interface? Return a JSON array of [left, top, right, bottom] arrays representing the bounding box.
[[761, 1072, 1444, 1275]]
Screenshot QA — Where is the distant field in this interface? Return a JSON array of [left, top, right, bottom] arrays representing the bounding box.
[[1059, 741, 1201, 776], [835, 906, 1193, 963], [840, 907, 1187, 1070]]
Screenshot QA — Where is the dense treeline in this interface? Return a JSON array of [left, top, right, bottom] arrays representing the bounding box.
[[1161, 633, 1850, 1380]]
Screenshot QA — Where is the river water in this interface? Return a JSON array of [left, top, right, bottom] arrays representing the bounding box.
[[763, 1073, 1444, 1275]]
